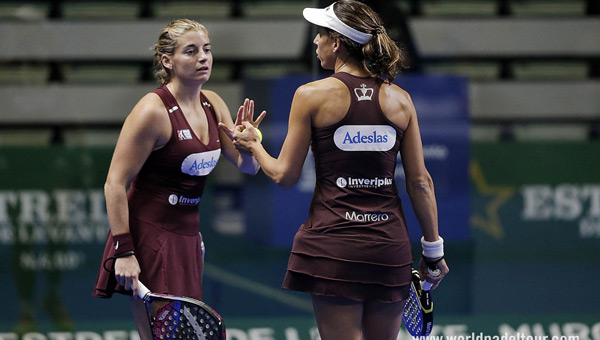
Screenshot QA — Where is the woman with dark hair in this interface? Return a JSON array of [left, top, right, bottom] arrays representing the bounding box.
[[224, 1, 448, 339]]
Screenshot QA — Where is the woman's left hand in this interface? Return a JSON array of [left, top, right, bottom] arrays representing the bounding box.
[[219, 98, 266, 142]]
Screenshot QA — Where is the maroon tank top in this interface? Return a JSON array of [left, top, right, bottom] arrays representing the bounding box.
[[298, 72, 410, 252], [127, 85, 221, 235]]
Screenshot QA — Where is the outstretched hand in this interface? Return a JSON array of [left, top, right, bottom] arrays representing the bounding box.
[[219, 98, 266, 142]]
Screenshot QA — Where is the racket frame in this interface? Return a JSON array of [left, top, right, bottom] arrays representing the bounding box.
[[402, 269, 435, 337], [136, 281, 226, 340]]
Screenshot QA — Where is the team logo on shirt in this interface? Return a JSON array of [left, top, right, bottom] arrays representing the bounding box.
[[177, 129, 193, 141], [181, 149, 221, 176], [336, 176, 393, 189], [354, 84, 373, 101], [333, 125, 396, 151]]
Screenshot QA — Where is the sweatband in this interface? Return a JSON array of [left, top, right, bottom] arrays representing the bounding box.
[[421, 236, 444, 259], [113, 232, 135, 255]]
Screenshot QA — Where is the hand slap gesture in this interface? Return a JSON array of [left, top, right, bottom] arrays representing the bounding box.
[[219, 98, 266, 142]]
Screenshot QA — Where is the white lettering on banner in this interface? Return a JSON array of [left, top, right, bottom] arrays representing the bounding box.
[[333, 125, 396, 151], [248, 328, 275, 340], [423, 144, 450, 160], [1, 323, 599, 340], [284, 328, 300, 340], [20, 250, 85, 271], [181, 149, 221, 176], [0, 189, 109, 272], [499, 322, 598, 340], [395, 144, 450, 180], [0, 189, 109, 246], [521, 184, 600, 238], [0, 331, 140, 340], [297, 152, 316, 193]]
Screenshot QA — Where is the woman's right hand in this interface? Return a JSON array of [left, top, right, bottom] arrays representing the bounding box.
[[418, 256, 449, 290], [115, 255, 141, 294]]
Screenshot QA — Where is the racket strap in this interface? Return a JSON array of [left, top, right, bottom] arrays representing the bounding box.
[[422, 255, 445, 266], [102, 251, 136, 272]]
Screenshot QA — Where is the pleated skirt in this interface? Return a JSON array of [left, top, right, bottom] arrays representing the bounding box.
[[282, 229, 413, 302], [93, 217, 204, 300]]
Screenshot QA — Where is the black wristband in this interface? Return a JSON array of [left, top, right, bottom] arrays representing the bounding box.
[[422, 254, 445, 266]]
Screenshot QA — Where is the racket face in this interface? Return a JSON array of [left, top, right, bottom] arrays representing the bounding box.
[[403, 283, 426, 336], [146, 294, 225, 340], [402, 270, 433, 337]]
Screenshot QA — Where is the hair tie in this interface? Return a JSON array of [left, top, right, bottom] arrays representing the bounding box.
[[371, 26, 385, 36]]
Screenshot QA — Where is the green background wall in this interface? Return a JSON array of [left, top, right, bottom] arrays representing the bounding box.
[[0, 141, 598, 339]]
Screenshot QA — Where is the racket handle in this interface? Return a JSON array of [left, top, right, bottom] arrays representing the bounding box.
[[137, 280, 150, 300], [421, 267, 441, 291]]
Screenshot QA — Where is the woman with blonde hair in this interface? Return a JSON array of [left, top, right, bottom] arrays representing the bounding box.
[[94, 19, 263, 339], [224, 1, 448, 339]]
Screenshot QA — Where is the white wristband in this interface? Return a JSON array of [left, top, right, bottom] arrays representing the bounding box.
[[421, 236, 444, 258]]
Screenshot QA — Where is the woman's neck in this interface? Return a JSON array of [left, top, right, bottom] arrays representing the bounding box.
[[334, 57, 369, 78], [166, 80, 203, 105]]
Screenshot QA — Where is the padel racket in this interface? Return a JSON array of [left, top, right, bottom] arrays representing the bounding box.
[[402, 268, 440, 337], [136, 281, 226, 340]]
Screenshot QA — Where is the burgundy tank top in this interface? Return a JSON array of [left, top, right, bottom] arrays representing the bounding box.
[[302, 72, 408, 243], [127, 85, 221, 235]]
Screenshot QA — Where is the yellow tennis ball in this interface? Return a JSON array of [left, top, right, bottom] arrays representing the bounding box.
[[255, 128, 263, 142]]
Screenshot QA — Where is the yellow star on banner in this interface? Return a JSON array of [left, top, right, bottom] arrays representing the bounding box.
[[470, 161, 516, 239]]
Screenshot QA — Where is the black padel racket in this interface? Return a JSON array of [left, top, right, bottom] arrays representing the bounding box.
[[402, 268, 440, 337], [137, 281, 225, 340]]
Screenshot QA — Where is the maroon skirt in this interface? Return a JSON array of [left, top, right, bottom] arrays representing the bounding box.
[[93, 217, 204, 300], [282, 229, 413, 302]]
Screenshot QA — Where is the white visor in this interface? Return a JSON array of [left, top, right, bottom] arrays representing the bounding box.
[[303, 4, 373, 45]]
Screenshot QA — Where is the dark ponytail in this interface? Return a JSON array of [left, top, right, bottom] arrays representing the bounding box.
[[329, 0, 407, 82]]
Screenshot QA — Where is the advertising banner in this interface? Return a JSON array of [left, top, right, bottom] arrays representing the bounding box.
[[0, 147, 131, 332], [470, 142, 600, 314], [1, 314, 598, 340], [1, 140, 598, 336]]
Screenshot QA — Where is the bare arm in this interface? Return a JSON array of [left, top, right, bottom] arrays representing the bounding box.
[[395, 90, 448, 287], [104, 93, 169, 293], [222, 85, 314, 188], [204, 91, 263, 175], [401, 113, 439, 242]]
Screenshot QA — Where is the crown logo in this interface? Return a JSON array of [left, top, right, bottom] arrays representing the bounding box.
[[354, 84, 373, 101]]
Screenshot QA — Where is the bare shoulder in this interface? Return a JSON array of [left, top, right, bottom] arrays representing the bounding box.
[[379, 82, 416, 130], [128, 92, 166, 122], [201, 89, 229, 123], [380, 82, 414, 110], [201, 89, 224, 105], [122, 92, 170, 142], [294, 77, 349, 115], [296, 77, 346, 99]]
